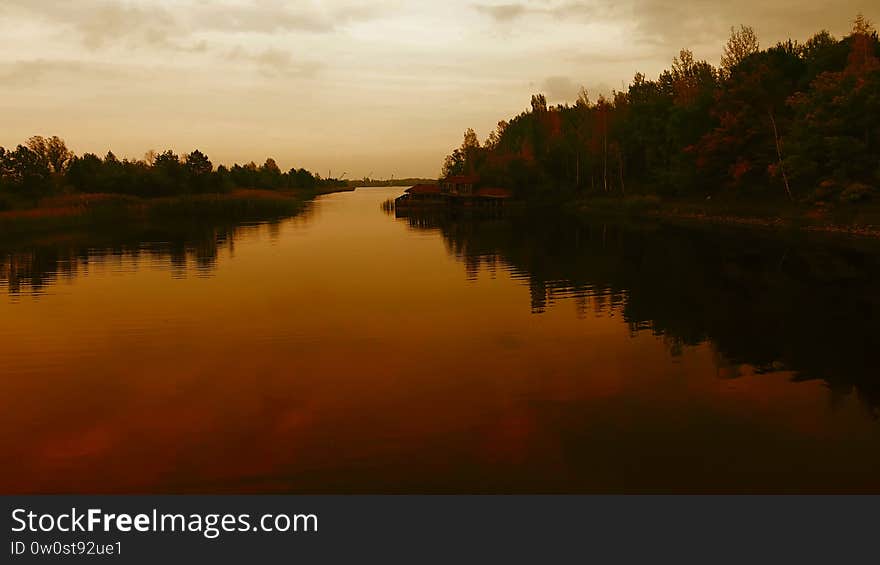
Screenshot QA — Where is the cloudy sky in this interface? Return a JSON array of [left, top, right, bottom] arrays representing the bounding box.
[[1, 1, 875, 178]]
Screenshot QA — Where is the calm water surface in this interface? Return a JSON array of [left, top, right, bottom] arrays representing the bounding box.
[[2, 187, 880, 493]]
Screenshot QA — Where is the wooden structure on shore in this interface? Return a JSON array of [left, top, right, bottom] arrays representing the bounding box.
[[394, 176, 512, 209]]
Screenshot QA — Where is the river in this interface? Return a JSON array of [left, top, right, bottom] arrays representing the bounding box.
[[2, 187, 879, 493]]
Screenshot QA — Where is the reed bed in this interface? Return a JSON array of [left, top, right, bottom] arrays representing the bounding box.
[[0, 190, 310, 235]]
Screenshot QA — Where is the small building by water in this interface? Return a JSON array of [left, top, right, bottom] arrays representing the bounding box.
[[395, 176, 512, 208]]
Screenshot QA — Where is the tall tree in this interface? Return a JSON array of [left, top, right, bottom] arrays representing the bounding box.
[[26, 135, 73, 175], [786, 16, 880, 199], [0, 145, 52, 197], [721, 25, 760, 77], [184, 150, 213, 177]]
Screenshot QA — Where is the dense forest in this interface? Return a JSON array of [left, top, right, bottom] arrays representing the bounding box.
[[0, 138, 346, 209], [443, 16, 880, 204]]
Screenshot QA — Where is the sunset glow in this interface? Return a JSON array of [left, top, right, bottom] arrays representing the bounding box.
[[2, 0, 876, 177]]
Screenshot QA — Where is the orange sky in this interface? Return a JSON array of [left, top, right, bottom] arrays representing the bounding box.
[[2, 1, 877, 178]]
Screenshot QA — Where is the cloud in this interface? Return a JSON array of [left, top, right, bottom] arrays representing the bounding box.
[[2, 0, 204, 53], [76, 2, 179, 49], [473, 1, 600, 23], [3, 1, 334, 79], [472, 0, 873, 54], [536, 76, 613, 103], [0, 60, 77, 86], [474, 3, 529, 22], [199, 1, 382, 34], [3, 0, 388, 54], [0, 59, 121, 86], [226, 47, 321, 78], [540, 76, 581, 102]]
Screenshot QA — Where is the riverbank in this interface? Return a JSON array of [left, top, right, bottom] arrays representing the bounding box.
[[0, 186, 353, 236], [573, 195, 880, 238]]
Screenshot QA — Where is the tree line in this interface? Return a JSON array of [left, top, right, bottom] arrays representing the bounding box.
[[0, 138, 346, 204], [443, 16, 880, 204]]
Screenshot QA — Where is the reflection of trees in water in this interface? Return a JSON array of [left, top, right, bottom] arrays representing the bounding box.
[[394, 208, 880, 412], [0, 212, 310, 296]]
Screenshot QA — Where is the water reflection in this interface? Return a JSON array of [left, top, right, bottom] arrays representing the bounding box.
[[1, 210, 314, 297], [392, 207, 880, 414], [2, 188, 879, 493]]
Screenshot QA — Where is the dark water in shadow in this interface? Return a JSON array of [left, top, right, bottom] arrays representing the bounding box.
[[0, 211, 312, 297], [393, 206, 880, 413], [2, 187, 879, 493]]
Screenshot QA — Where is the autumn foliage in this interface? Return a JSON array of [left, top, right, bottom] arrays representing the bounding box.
[[443, 16, 880, 203]]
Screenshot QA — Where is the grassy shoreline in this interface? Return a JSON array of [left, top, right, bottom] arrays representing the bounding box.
[[573, 195, 880, 238], [0, 186, 353, 236]]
